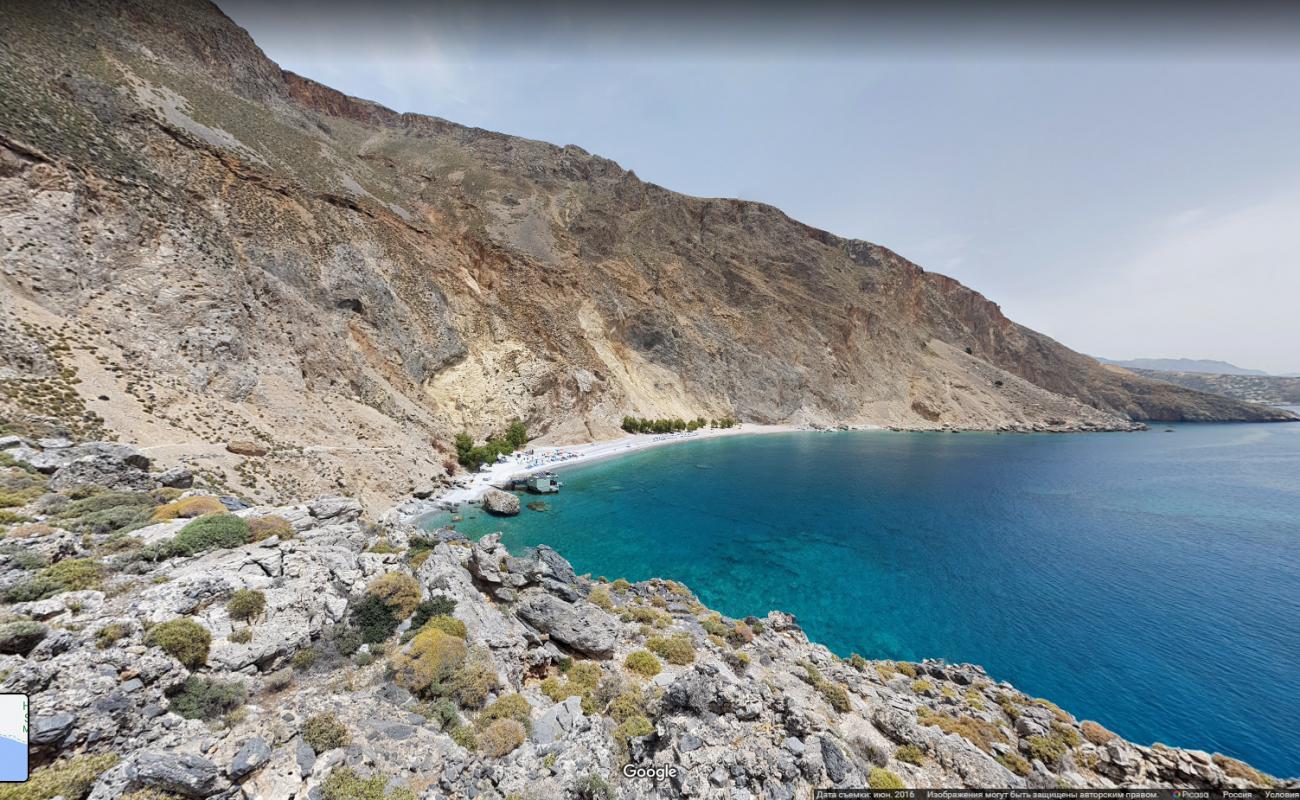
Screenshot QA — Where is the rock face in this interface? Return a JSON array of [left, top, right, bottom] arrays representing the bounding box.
[[0, 435, 1289, 796], [0, 0, 1293, 507], [482, 488, 521, 516]]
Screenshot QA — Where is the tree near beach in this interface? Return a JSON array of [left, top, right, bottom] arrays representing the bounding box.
[[454, 421, 530, 470]]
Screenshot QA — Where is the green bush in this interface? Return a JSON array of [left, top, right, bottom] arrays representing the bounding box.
[[0, 620, 47, 655], [168, 676, 247, 720], [2, 575, 62, 603], [303, 713, 350, 753], [868, 768, 906, 789], [351, 593, 399, 644], [226, 589, 266, 621], [0, 753, 119, 800], [146, 617, 211, 668], [624, 650, 661, 678], [409, 595, 456, 629], [895, 744, 925, 765], [320, 767, 415, 800], [479, 719, 525, 757], [148, 515, 250, 560], [42, 557, 102, 591], [421, 614, 467, 639]]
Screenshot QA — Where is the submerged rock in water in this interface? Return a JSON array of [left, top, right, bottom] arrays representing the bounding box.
[[483, 488, 521, 516], [526, 500, 549, 512]]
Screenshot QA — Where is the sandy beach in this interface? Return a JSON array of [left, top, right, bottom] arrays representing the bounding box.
[[431, 423, 803, 509]]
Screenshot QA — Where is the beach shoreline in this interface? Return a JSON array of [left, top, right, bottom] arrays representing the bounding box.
[[395, 422, 874, 523]]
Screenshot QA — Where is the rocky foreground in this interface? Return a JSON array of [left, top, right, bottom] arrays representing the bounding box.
[[0, 435, 1289, 799]]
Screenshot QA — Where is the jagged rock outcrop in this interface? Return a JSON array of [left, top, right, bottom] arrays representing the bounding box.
[[0, 0, 1292, 508], [1, 435, 1290, 796]]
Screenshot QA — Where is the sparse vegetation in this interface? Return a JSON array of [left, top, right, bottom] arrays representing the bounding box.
[[226, 588, 266, 621], [646, 633, 695, 665], [0, 620, 47, 655], [867, 767, 906, 790], [804, 664, 851, 713], [917, 712, 1008, 755], [998, 752, 1031, 776], [320, 767, 415, 800], [95, 622, 129, 649], [167, 676, 247, 720], [895, 744, 925, 765], [303, 712, 351, 753], [0, 752, 119, 800], [1080, 720, 1116, 745], [1026, 734, 1069, 766], [367, 573, 421, 619]]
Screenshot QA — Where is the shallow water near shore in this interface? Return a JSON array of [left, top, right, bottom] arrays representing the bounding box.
[[424, 419, 1300, 776]]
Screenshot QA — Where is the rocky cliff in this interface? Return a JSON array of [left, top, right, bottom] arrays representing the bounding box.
[[0, 0, 1293, 509], [0, 435, 1289, 798]]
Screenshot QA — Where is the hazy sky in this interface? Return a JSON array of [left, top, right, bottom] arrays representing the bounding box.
[[221, 2, 1300, 373]]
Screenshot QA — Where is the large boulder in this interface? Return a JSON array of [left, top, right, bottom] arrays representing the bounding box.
[[482, 488, 520, 516], [226, 440, 268, 457], [515, 593, 618, 658], [50, 452, 153, 492], [11, 441, 149, 476], [128, 751, 227, 798]]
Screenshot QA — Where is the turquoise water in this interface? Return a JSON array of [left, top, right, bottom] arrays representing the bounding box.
[[426, 420, 1300, 777]]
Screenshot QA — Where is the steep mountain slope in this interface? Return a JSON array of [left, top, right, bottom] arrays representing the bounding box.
[[0, 0, 1292, 507]]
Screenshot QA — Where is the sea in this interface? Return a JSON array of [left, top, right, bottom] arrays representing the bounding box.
[[422, 411, 1300, 777]]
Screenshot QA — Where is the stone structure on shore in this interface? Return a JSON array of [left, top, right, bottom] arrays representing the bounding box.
[[0, 435, 1289, 798]]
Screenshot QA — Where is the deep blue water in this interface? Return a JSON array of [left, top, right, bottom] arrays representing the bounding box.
[[425, 419, 1300, 777]]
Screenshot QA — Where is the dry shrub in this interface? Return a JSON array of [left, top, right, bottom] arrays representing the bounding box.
[[248, 514, 294, 541], [367, 573, 421, 620], [391, 627, 466, 696], [479, 719, 525, 758], [151, 495, 226, 522]]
